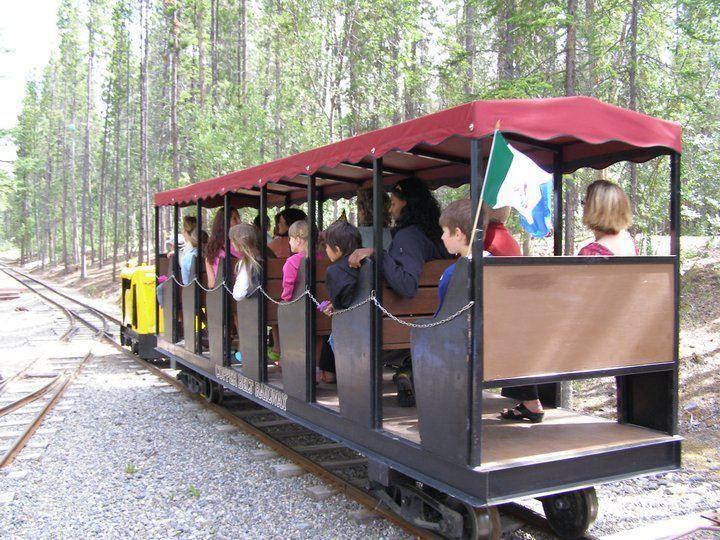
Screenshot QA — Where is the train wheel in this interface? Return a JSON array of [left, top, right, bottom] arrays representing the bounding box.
[[202, 380, 224, 405], [541, 487, 598, 539], [446, 498, 501, 540]]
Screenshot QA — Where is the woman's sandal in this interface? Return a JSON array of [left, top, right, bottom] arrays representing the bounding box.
[[499, 403, 545, 423]]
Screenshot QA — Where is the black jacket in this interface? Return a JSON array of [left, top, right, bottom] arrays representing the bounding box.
[[325, 255, 360, 310], [382, 225, 449, 299]]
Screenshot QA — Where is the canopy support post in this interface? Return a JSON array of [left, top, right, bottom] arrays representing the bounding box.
[[223, 194, 231, 367], [372, 158, 384, 429], [172, 204, 180, 343], [669, 152, 681, 434], [317, 187, 324, 231], [553, 151, 564, 256], [154, 206, 160, 335], [258, 185, 268, 382], [550, 151, 565, 409], [306, 174, 317, 402], [468, 139, 485, 467], [195, 200, 203, 355]]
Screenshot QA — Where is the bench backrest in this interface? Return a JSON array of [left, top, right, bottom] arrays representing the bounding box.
[[482, 262, 675, 381], [382, 259, 454, 349]]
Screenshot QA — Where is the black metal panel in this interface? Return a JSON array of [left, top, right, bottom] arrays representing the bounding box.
[[154, 206, 160, 335], [278, 260, 309, 400], [485, 363, 675, 388], [195, 201, 204, 354], [306, 174, 317, 402], [486, 440, 681, 504], [372, 158, 384, 428], [159, 342, 681, 508], [160, 278, 175, 342], [258, 186, 268, 382], [617, 371, 675, 433], [222, 194, 231, 367], [206, 263, 225, 366], [411, 257, 470, 465], [469, 138, 484, 467], [332, 261, 374, 427], [172, 205, 180, 342], [182, 257, 197, 352], [237, 293, 261, 381], [484, 255, 676, 266]]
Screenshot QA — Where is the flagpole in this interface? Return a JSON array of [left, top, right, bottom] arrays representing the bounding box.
[[468, 128, 499, 248]]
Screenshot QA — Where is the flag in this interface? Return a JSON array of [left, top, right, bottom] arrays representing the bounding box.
[[520, 181, 553, 238], [482, 131, 553, 225]]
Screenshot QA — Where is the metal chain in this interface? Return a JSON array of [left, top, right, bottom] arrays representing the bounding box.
[[161, 276, 472, 327], [373, 298, 474, 328]]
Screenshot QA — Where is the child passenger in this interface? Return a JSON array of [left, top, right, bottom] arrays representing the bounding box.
[[319, 220, 363, 383], [437, 198, 488, 312], [281, 220, 311, 301], [229, 224, 261, 301]]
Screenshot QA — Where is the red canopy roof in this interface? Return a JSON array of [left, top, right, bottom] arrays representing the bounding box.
[[155, 96, 681, 207]]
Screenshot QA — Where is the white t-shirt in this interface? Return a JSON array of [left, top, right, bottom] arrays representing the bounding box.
[[232, 259, 256, 301]]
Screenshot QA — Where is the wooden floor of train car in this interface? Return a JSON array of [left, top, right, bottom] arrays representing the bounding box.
[[311, 370, 672, 469]]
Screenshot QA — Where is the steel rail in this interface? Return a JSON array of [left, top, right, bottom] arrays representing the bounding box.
[[0, 350, 95, 469], [0, 374, 61, 418], [0, 267, 105, 469]]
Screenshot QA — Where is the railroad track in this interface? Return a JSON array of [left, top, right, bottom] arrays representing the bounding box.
[[1, 265, 584, 539], [0, 266, 106, 470]]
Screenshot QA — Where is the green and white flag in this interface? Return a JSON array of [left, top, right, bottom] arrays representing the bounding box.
[[482, 131, 552, 224]]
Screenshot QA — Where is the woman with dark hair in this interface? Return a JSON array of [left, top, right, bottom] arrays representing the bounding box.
[[349, 178, 450, 406], [204, 207, 241, 289], [268, 207, 307, 259], [349, 177, 449, 298], [356, 182, 392, 249]]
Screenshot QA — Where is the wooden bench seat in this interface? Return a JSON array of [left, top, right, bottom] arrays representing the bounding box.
[[381, 259, 454, 349]]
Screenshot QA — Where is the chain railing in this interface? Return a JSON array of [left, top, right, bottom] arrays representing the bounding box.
[[162, 275, 472, 328]]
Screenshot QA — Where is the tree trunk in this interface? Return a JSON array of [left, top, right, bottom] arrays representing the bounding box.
[[196, 1, 206, 107], [210, 0, 218, 104], [563, 0, 578, 257], [628, 0, 640, 212], [80, 17, 95, 279], [70, 94, 79, 268], [98, 99, 110, 268], [139, 0, 151, 265], [237, 0, 246, 100], [125, 29, 132, 261], [171, 0, 180, 189], [497, 0, 516, 80], [560, 0, 579, 410], [61, 90, 69, 273], [463, 0, 476, 96]]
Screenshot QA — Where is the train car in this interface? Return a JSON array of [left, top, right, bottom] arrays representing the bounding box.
[[152, 97, 682, 539], [120, 263, 165, 360]]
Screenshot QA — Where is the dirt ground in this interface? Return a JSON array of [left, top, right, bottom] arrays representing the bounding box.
[[9, 236, 720, 478]]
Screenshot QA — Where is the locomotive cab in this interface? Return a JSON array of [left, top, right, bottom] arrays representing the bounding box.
[[120, 263, 164, 359]]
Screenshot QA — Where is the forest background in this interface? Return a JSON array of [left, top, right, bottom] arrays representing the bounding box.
[[1, 0, 718, 280]]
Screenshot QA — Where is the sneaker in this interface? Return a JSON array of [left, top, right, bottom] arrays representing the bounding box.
[[395, 369, 415, 407]]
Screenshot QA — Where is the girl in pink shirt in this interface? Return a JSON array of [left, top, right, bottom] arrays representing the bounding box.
[[281, 220, 310, 301]]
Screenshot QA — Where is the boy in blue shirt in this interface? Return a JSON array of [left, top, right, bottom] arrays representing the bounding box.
[[437, 198, 488, 312]]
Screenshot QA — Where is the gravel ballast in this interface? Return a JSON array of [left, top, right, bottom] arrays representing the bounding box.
[[0, 341, 409, 538]]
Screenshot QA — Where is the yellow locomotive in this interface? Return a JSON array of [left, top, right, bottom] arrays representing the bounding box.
[[120, 264, 162, 359]]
